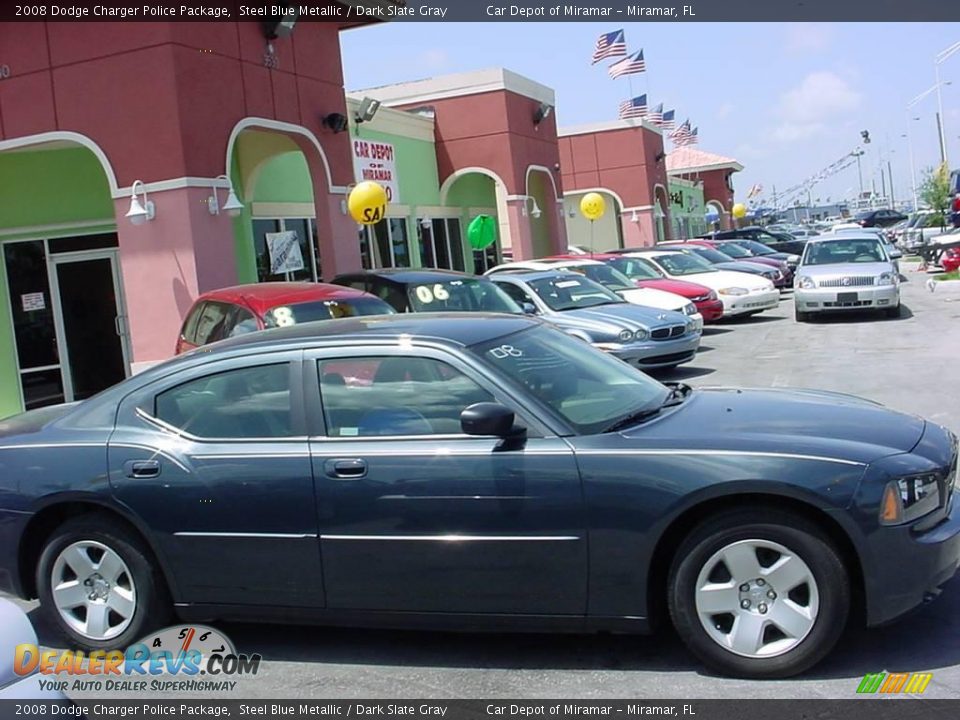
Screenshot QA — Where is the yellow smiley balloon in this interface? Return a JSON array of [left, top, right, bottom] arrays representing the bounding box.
[[580, 192, 606, 221], [732, 202, 747, 219], [348, 181, 389, 225]]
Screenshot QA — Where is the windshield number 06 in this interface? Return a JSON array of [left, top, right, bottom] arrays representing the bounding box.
[[415, 284, 451, 304]]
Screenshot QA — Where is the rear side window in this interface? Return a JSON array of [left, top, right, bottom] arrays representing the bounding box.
[[180, 303, 206, 344], [154, 364, 292, 438], [194, 302, 233, 346]]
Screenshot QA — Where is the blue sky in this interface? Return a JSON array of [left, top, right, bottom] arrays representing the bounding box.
[[341, 22, 960, 208]]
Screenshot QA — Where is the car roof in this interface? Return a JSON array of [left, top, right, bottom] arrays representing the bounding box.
[[488, 269, 593, 282], [807, 234, 884, 244], [197, 283, 372, 313], [335, 268, 477, 284]]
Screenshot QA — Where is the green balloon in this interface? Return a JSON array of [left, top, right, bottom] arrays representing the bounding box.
[[467, 214, 497, 250]]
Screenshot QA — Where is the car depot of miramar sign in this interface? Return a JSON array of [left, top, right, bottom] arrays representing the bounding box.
[[352, 139, 400, 204]]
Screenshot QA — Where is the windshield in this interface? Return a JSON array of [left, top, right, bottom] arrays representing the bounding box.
[[689, 246, 734, 264], [654, 253, 717, 276], [608, 256, 664, 280], [406, 278, 522, 313], [526, 275, 625, 311], [470, 325, 668, 435], [735, 239, 776, 255], [714, 242, 753, 259], [568, 264, 636, 291], [803, 239, 887, 266], [263, 297, 393, 327]]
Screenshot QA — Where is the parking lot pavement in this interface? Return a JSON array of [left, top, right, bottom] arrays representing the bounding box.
[[5, 268, 960, 700]]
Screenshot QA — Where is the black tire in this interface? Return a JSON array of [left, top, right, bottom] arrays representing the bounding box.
[[36, 514, 170, 650], [884, 305, 901, 319], [668, 509, 849, 678], [794, 308, 809, 322]]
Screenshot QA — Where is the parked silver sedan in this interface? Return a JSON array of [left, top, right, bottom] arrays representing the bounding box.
[[793, 235, 901, 322]]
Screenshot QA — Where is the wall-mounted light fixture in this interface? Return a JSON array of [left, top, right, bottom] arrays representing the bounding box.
[[355, 96, 382, 125], [322, 112, 349, 133], [630, 209, 640, 223], [208, 175, 244, 217], [533, 102, 553, 126], [261, 3, 298, 39], [125, 180, 155, 226], [521, 196, 542, 218], [654, 151, 667, 163], [420, 217, 432, 229]]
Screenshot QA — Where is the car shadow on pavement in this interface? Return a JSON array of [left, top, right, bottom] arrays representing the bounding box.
[[806, 304, 915, 323], [21, 564, 960, 681], [651, 365, 716, 381], [720, 314, 785, 325], [702, 327, 735, 336]]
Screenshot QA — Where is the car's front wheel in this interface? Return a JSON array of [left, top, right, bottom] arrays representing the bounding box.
[[36, 515, 169, 650], [794, 307, 810, 322], [884, 305, 901, 319], [668, 509, 849, 678]]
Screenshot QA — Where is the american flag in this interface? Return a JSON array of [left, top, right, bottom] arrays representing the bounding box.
[[670, 119, 693, 144], [608, 49, 646, 78], [646, 103, 664, 123], [658, 109, 676, 131], [747, 183, 764, 199], [618, 95, 648, 120], [592, 29, 627, 64]]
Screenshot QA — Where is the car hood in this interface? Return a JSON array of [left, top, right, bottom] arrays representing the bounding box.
[[622, 387, 925, 464], [712, 261, 770, 275], [667, 269, 773, 290], [548, 303, 689, 335], [637, 278, 714, 299], [618, 287, 689, 311]]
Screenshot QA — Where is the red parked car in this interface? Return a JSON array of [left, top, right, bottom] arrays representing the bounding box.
[[549, 253, 724, 323], [175, 282, 394, 354], [941, 247, 960, 273], [672, 239, 793, 287]]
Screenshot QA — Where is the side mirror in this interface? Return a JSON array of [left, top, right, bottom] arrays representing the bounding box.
[[888, 248, 902, 259], [460, 402, 525, 438], [522, 302, 537, 315]]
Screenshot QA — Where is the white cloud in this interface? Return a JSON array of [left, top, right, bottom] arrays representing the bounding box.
[[716, 102, 734, 120], [770, 71, 862, 143], [785, 24, 836, 54]]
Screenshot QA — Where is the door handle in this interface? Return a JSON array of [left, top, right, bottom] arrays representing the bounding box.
[[124, 459, 161, 479], [323, 458, 367, 480]]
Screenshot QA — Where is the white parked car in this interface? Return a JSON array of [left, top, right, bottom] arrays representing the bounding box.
[[485, 259, 703, 329], [624, 250, 779, 317], [793, 234, 901, 321], [0, 598, 71, 700]]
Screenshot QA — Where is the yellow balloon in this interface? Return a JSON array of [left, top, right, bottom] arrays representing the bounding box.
[[348, 181, 388, 225], [580, 192, 606, 221], [732, 203, 747, 219]]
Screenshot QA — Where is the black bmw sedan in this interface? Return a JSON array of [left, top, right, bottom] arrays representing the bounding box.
[[0, 314, 957, 678]]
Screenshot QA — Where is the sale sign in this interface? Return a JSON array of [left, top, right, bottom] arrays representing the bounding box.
[[352, 139, 400, 204]]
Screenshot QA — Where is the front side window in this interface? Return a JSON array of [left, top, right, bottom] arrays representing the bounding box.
[[406, 278, 521, 313], [154, 364, 292, 438], [318, 356, 494, 437], [193, 302, 232, 345], [471, 325, 668, 436]]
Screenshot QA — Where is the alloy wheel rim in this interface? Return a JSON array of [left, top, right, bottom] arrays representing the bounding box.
[[694, 539, 820, 658], [51, 540, 137, 641]]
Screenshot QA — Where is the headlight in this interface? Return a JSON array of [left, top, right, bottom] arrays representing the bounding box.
[[683, 303, 697, 316], [877, 272, 897, 286], [796, 275, 816, 289], [634, 328, 649, 341], [880, 474, 941, 525], [618, 329, 634, 342], [718, 287, 749, 296]]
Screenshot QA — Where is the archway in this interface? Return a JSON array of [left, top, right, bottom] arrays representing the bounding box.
[[562, 189, 624, 253], [706, 199, 726, 234], [525, 167, 562, 258], [441, 168, 508, 272], [0, 135, 127, 417], [654, 184, 671, 243]]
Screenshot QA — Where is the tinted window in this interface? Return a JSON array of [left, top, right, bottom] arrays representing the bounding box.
[[803, 240, 886, 266], [569, 264, 635, 291], [654, 253, 717, 276], [181, 303, 206, 344], [689, 247, 733, 264], [263, 297, 393, 327], [715, 242, 752, 258], [155, 364, 292, 438], [193, 302, 232, 345], [318, 356, 494, 437], [406, 278, 520, 313], [226, 306, 259, 338], [608, 257, 662, 280], [496, 282, 535, 307]]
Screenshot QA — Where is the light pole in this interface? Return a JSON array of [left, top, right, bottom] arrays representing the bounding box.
[[934, 40, 960, 167], [851, 149, 865, 198], [902, 119, 919, 211]]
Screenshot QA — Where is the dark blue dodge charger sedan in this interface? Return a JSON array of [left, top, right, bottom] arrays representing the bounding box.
[[0, 314, 958, 678]]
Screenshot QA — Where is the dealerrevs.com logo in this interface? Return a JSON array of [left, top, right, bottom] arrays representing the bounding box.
[[856, 671, 933, 694], [14, 625, 260, 693]]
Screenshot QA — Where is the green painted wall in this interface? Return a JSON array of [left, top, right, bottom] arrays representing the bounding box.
[[252, 152, 313, 203], [669, 179, 707, 239], [0, 148, 114, 420], [446, 174, 496, 209]]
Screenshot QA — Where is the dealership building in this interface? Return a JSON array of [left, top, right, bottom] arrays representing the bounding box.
[[0, 21, 741, 420]]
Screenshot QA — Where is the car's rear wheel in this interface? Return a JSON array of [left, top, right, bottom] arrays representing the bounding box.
[[37, 515, 169, 650], [668, 509, 849, 678]]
